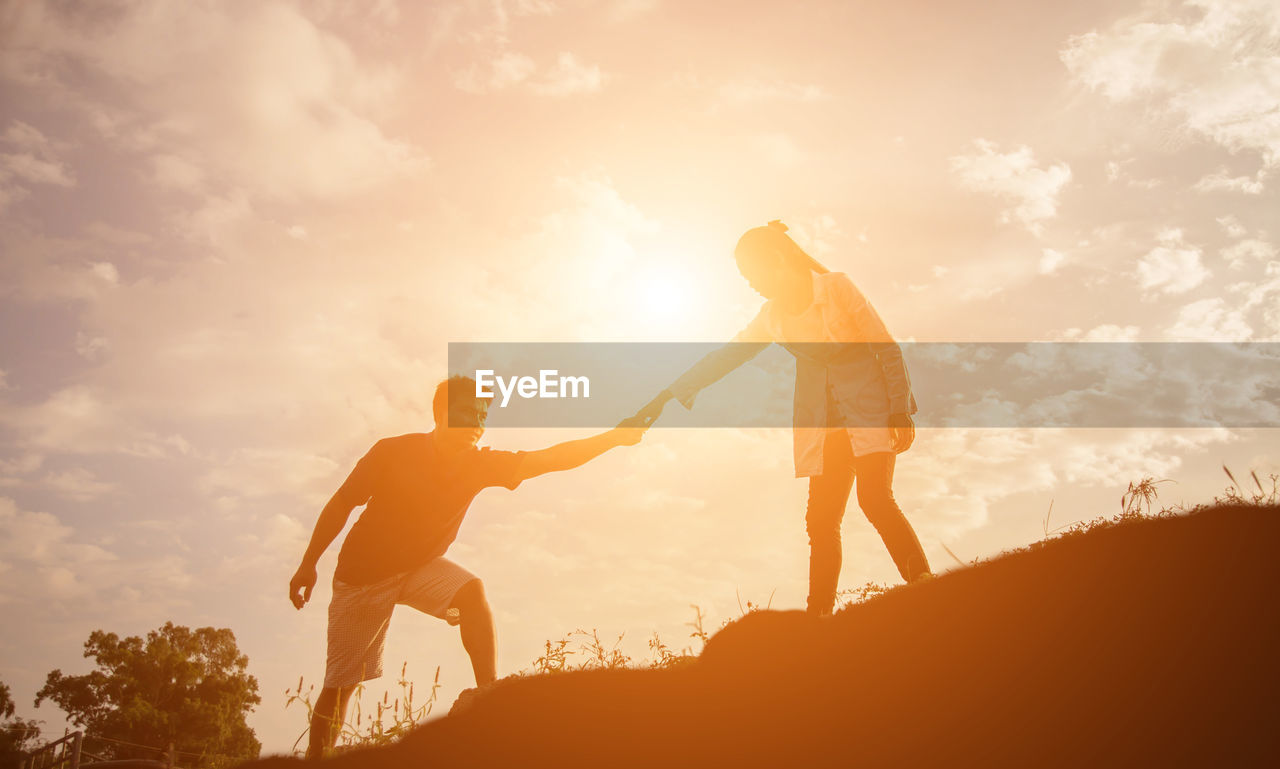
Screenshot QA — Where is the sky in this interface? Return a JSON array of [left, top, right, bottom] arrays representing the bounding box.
[[1, 0, 1278, 757]]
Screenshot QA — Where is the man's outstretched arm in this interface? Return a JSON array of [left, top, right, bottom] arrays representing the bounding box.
[[289, 489, 359, 609], [517, 420, 646, 481]]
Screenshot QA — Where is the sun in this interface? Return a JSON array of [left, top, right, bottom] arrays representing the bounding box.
[[636, 267, 693, 323]]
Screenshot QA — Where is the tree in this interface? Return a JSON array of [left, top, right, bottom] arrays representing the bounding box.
[[35, 623, 261, 768], [1, 680, 41, 769]]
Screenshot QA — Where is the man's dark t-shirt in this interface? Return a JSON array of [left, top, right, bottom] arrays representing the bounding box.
[[334, 432, 526, 586]]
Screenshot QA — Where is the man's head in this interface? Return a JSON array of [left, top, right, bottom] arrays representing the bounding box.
[[433, 376, 490, 452]]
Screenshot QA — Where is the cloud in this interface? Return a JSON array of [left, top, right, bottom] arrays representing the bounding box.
[[1234, 260, 1280, 338], [1166, 297, 1252, 340], [1136, 228, 1209, 295], [1104, 158, 1162, 189], [199, 448, 341, 504], [1, 150, 75, 187], [339, 0, 402, 26], [151, 153, 206, 192], [1194, 168, 1266, 194], [897, 426, 1234, 541], [453, 51, 537, 93], [0, 226, 135, 305], [1216, 215, 1247, 238], [212, 511, 309, 578], [0, 497, 190, 610], [950, 140, 1072, 235], [0, 498, 113, 580], [4, 121, 54, 149], [0, 453, 43, 488], [456, 51, 605, 97], [0, 120, 75, 212], [1221, 238, 1277, 269], [716, 78, 828, 105], [1057, 325, 1143, 342], [74, 331, 109, 361], [0, 385, 193, 458], [532, 52, 606, 96], [606, 0, 659, 20], [173, 191, 253, 244], [1062, 0, 1280, 170], [442, 2, 602, 97], [1060, 20, 1189, 101], [89, 261, 118, 284], [1081, 324, 1141, 342], [929, 342, 1277, 430], [41, 467, 117, 502], [753, 132, 807, 167], [0, 186, 20, 214], [1, 170, 662, 507], [3, 2, 425, 203], [786, 215, 845, 259], [1039, 248, 1067, 274], [524, 172, 659, 310]]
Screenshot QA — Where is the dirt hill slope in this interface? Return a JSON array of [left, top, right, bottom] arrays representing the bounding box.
[[252, 503, 1280, 768]]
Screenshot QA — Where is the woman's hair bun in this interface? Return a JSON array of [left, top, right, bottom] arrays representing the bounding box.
[[766, 219, 789, 233]]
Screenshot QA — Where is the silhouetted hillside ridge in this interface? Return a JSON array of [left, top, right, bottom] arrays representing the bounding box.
[[251, 503, 1280, 768]]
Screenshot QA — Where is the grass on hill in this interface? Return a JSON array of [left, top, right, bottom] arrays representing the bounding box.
[[283, 466, 1279, 758]]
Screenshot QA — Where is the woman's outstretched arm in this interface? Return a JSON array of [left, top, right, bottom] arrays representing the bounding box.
[[635, 308, 771, 425]]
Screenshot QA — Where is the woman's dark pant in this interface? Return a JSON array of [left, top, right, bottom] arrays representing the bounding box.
[[805, 428, 931, 615]]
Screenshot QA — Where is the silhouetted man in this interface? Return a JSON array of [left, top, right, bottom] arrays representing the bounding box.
[[289, 375, 644, 757]]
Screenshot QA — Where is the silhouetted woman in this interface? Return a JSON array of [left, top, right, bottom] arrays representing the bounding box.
[[638, 220, 932, 616]]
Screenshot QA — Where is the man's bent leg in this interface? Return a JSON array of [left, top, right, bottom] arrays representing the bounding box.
[[394, 558, 491, 684], [450, 578, 497, 686], [307, 685, 354, 759]]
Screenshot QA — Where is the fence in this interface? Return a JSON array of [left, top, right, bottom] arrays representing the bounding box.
[[20, 732, 175, 769], [20, 731, 81, 769]]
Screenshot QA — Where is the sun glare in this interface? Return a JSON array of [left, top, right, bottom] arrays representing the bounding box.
[[636, 267, 693, 325]]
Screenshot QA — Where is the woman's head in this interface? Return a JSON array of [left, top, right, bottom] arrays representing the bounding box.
[[733, 220, 828, 300]]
